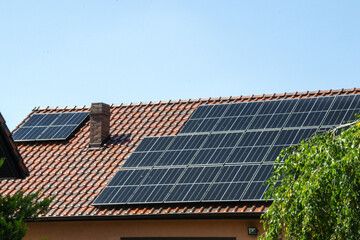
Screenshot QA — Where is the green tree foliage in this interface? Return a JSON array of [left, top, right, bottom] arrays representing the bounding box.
[[261, 121, 360, 240], [0, 190, 52, 240], [0, 158, 53, 240]]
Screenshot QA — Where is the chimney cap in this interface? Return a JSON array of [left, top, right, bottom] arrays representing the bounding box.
[[90, 103, 110, 115]]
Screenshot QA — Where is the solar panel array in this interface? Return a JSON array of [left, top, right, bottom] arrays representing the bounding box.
[[93, 94, 360, 205], [13, 112, 89, 141], [179, 95, 360, 133]]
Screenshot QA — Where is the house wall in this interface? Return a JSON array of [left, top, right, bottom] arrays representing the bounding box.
[[25, 218, 264, 240]]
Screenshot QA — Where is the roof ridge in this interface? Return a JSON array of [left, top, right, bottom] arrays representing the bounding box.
[[32, 87, 360, 111]]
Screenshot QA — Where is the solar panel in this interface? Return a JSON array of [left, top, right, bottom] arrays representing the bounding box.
[[13, 112, 89, 141], [93, 94, 360, 206], [180, 96, 358, 134]]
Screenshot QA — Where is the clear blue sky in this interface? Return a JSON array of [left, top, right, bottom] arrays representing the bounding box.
[[1, 0, 359, 130]]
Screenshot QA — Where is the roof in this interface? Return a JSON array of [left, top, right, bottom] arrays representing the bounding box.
[[0, 88, 359, 220], [0, 113, 29, 179]]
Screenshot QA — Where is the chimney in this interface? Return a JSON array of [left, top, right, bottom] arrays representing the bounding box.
[[89, 103, 110, 148]]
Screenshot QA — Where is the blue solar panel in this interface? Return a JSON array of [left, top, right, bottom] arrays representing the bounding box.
[[93, 94, 360, 206], [180, 96, 357, 133], [13, 112, 89, 141]]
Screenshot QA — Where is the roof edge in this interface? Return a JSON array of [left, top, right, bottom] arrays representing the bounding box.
[[31, 211, 264, 222], [0, 113, 29, 178]]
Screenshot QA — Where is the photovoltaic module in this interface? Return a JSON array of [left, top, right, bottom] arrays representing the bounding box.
[[94, 94, 360, 205], [12, 112, 89, 141]]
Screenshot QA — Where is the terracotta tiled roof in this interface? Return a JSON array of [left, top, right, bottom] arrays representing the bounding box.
[[1, 88, 359, 220]]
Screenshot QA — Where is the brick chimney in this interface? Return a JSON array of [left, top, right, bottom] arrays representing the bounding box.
[[89, 103, 110, 148]]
